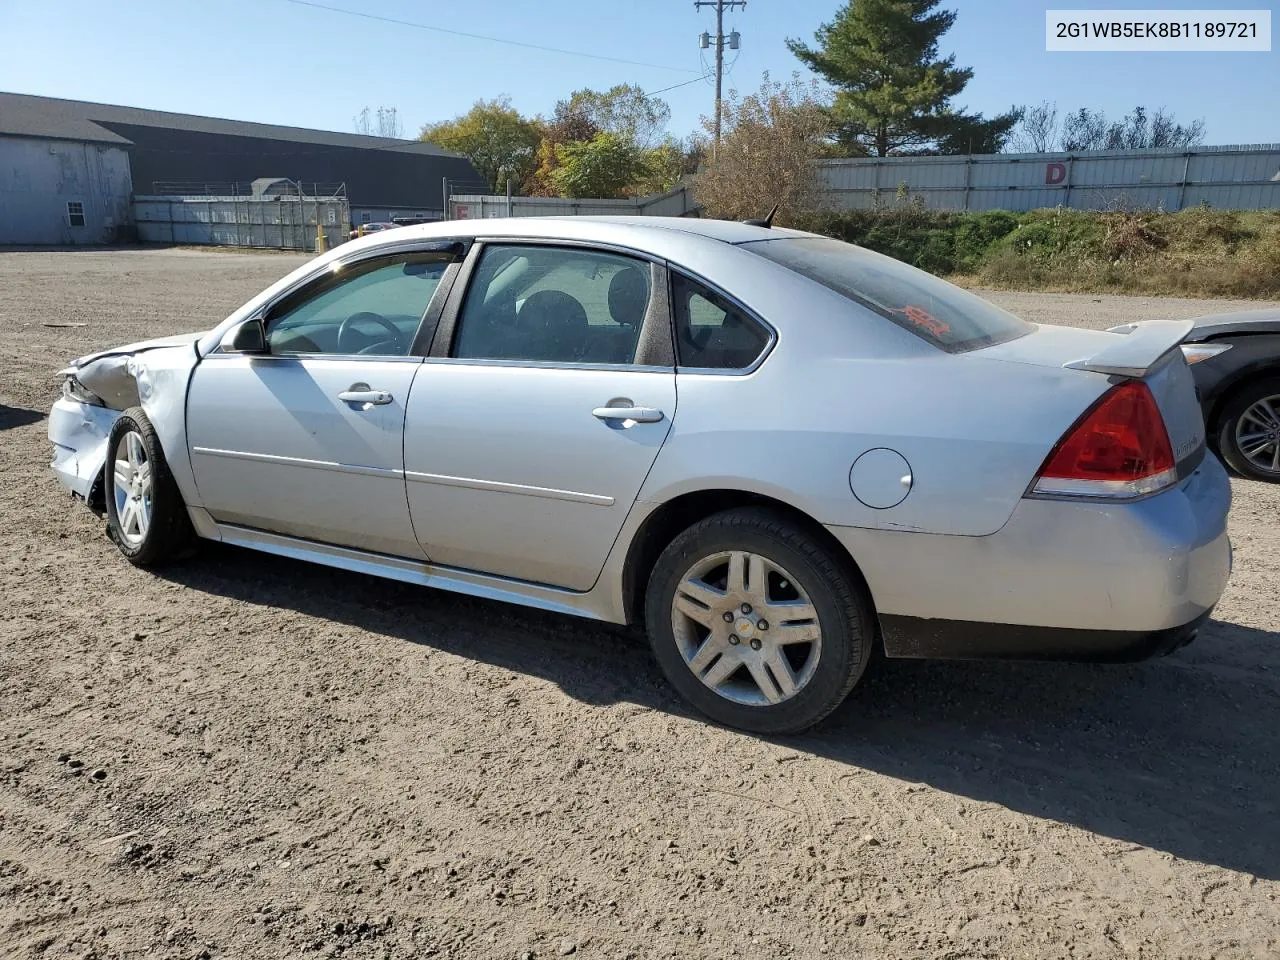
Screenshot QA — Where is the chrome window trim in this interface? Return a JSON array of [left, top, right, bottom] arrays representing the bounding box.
[[206, 350, 424, 364], [419, 357, 671, 374], [666, 265, 778, 376], [674, 364, 770, 377]]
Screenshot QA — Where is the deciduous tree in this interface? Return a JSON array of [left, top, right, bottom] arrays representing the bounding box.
[[635, 136, 706, 196], [556, 84, 671, 149], [353, 106, 403, 139], [420, 97, 543, 192], [550, 133, 650, 199], [1061, 106, 1206, 151], [1008, 101, 1059, 153], [692, 74, 828, 223]]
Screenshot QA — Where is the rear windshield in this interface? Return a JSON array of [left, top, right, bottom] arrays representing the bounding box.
[[742, 236, 1032, 353]]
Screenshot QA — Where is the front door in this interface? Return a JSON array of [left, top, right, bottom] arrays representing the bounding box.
[[187, 251, 453, 557], [405, 242, 676, 591]]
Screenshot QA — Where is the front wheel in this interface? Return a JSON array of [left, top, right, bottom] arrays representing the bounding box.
[[644, 508, 874, 734], [105, 408, 194, 565], [1217, 377, 1280, 482]]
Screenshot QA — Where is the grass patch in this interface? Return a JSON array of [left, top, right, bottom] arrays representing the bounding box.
[[797, 206, 1280, 299]]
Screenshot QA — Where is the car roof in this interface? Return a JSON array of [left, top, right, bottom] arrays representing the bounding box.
[[358, 215, 813, 255]]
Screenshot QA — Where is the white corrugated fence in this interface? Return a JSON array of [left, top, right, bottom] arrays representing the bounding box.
[[451, 146, 1279, 219], [818, 144, 1280, 212]]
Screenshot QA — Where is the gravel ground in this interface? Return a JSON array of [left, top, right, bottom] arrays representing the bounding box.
[[1, 248, 1278, 960]]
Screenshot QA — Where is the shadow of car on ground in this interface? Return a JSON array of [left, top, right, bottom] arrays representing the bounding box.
[[0, 404, 44, 431], [159, 541, 1280, 881]]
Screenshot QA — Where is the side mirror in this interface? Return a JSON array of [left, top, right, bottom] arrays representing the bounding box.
[[222, 317, 267, 354]]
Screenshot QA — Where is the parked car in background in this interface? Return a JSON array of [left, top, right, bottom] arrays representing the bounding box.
[[49, 217, 1231, 733], [346, 221, 397, 242], [1112, 309, 1280, 482]]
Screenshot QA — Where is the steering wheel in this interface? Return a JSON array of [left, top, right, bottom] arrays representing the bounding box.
[[337, 311, 403, 354]]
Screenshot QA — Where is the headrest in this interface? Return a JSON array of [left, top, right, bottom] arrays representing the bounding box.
[[517, 290, 588, 361], [608, 266, 649, 328]]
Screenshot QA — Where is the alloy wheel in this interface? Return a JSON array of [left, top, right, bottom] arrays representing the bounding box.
[[1235, 393, 1280, 476], [670, 550, 823, 707], [112, 430, 153, 546]]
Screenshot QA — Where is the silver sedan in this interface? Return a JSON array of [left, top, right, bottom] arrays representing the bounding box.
[[49, 217, 1232, 732]]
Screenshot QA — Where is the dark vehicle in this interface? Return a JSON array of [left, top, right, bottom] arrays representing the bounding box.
[[1114, 310, 1280, 481]]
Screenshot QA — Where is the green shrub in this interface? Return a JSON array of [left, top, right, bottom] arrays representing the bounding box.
[[797, 207, 1279, 298], [953, 211, 1019, 271]]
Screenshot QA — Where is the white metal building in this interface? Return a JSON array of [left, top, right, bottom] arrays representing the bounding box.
[[0, 92, 484, 246], [0, 119, 133, 245]]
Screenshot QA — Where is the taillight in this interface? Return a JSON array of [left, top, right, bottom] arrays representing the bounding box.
[[1032, 381, 1177, 499]]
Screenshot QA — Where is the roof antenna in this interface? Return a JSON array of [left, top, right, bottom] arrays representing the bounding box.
[[743, 203, 779, 228]]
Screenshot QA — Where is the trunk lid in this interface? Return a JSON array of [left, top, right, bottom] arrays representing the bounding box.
[[979, 321, 1205, 470]]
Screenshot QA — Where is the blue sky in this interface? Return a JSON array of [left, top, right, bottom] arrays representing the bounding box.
[[0, 0, 1275, 145]]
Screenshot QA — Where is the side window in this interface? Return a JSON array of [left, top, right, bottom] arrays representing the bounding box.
[[453, 245, 651, 365], [265, 255, 448, 357], [671, 273, 771, 370]]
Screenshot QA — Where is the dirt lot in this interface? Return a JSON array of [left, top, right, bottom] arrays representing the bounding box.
[[1, 248, 1278, 960]]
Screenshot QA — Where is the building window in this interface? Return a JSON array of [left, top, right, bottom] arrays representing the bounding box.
[[66, 201, 86, 227], [361, 211, 371, 223]]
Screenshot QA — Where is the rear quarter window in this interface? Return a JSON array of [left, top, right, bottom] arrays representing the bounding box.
[[743, 236, 1032, 353]]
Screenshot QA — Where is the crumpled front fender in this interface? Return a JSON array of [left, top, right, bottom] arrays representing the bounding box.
[[49, 340, 204, 511], [128, 346, 202, 509]]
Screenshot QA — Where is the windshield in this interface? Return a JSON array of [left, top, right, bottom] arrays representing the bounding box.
[[742, 236, 1032, 353]]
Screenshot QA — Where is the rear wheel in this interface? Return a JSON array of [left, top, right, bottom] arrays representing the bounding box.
[[105, 408, 195, 565], [644, 508, 874, 734], [1217, 377, 1280, 482]]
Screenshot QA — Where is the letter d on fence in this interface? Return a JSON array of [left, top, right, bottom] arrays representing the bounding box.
[[1045, 162, 1067, 185]]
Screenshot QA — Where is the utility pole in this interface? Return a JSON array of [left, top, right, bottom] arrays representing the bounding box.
[[696, 0, 746, 157]]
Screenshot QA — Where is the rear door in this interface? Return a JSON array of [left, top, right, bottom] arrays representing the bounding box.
[[404, 241, 676, 591]]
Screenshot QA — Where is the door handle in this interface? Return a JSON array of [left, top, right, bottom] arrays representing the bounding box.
[[592, 405, 664, 424], [338, 388, 394, 406]]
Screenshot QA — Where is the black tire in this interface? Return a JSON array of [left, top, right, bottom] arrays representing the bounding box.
[[104, 407, 195, 566], [644, 507, 874, 735], [1216, 377, 1280, 482]]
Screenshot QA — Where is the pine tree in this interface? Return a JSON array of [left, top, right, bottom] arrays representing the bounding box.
[[787, 0, 1018, 156]]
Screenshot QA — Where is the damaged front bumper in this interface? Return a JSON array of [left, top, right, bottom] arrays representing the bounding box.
[[48, 397, 122, 506], [49, 330, 206, 516], [48, 329, 206, 508]]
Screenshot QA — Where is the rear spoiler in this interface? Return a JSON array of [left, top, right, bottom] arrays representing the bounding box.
[[1064, 319, 1194, 378]]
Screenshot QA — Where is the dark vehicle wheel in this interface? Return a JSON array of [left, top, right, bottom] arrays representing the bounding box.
[[104, 407, 195, 565], [1217, 377, 1280, 482], [644, 508, 874, 734]]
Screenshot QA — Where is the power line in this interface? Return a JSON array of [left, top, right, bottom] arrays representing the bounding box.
[[286, 0, 699, 74], [643, 75, 716, 99]]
